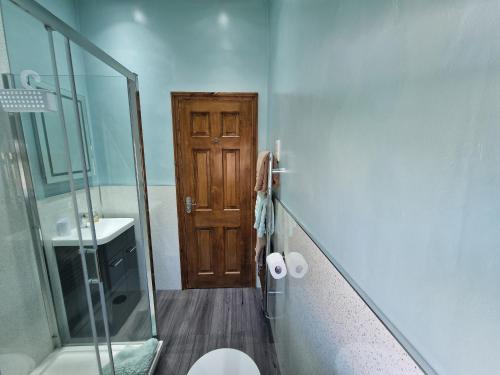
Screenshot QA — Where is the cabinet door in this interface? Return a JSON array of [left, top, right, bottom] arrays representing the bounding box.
[[106, 254, 127, 294], [55, 246, 88, 334], [124, 244, 140, 293]]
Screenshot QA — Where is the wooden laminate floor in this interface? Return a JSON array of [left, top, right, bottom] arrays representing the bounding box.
[[154, 288, 280, 375]]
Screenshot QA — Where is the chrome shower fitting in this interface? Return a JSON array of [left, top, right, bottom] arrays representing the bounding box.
[[0, 70, 57, 113]]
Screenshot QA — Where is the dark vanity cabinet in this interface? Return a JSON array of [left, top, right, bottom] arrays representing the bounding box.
[[54, 226, 141, 339]]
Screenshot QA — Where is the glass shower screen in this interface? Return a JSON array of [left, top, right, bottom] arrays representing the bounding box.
[[0, 1, 158, 374]]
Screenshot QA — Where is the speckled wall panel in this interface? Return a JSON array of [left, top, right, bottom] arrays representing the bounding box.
[[0, 7, 54, 368], [269, 201, 424, 375], [0, 112, 54, 368]]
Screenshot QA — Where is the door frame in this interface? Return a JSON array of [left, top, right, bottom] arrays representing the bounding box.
[[171, 92, 258, 289]]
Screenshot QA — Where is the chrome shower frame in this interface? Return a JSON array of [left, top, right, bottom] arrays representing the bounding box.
[[2, 0, 159, 371]]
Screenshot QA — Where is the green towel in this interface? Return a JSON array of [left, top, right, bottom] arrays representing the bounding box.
[[103, 338, 158, 375], [254, 191, 274, 238]]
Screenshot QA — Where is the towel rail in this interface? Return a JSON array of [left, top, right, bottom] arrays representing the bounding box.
[[271, 168, 287, 173], [263, 152, 285, 318]]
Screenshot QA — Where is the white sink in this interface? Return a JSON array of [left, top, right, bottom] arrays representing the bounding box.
[[52, 217, 134, 247]]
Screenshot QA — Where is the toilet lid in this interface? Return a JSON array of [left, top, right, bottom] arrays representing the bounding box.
[[187, 348, 260, 375]]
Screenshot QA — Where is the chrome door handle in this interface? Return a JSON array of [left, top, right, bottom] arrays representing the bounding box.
[[185, 196, 197, 214]]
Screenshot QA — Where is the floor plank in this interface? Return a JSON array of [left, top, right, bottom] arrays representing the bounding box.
[[154, 288, 280, 375]]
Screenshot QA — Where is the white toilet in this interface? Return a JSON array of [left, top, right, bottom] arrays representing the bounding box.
[[187, 348, 260, 375]]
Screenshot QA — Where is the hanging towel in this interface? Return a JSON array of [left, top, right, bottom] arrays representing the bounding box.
[[255, 151, 270, 192], [103, 338, 158, 375], [254, 191, 267, 238], [254, 151, 278, 264], [256, 235, 266, 265], [254, 151, 280, 193], [254, 192, 274, 261]]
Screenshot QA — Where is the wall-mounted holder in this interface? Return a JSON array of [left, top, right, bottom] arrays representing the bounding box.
[[0, 70, 57, 113], [263, 152, 289, 320], [265, 251, 287, 320], [267, 252, 287, 280], [272, 167, 288, 174], [264, 250, 309, 321]]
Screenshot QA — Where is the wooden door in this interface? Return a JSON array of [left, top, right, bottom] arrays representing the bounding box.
[[172, 93, 257, 289]]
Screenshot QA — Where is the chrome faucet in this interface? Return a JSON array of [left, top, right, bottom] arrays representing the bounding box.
[[79, 213, 90, 228], [79, 211, 100, 227]]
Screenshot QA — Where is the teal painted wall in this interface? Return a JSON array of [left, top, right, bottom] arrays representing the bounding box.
[[76, 0, 269, 186], [2, 0, 80, 76], [2, 0, 98, 198], [3, 0, 269, 189], [82, 74, 134, 187], [268, 1, 500, 374]]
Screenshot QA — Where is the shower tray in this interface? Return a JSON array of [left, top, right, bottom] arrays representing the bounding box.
[[30, 341, 163, 375]]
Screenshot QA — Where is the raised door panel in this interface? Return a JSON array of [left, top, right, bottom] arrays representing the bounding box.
[[223, 149, 240, 209], [191, 112, 210, 137], [221, 112, 240, 137], [195, 228, 215, 275], [193, 149, 212, 209], [224, 227, 241, 275]]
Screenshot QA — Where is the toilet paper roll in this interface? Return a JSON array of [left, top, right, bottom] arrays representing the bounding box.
[[285, 252, 308, 279], [266, 252, 287, 280]]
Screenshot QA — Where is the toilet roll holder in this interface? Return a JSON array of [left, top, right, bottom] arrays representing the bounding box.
[[262, 152, 288, 319], [264, 250, 286, 320], [273, 265, 284, 275], [267, 251, 287, 278]]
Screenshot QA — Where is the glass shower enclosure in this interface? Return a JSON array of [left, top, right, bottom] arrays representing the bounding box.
[[0, 0, 160, 374]]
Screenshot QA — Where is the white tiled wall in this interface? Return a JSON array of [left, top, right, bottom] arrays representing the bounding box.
[[146, 185, 181, 290], [99, 185, 181, 290], [270, 200, 424, 375], [37, 187, 102, 248]]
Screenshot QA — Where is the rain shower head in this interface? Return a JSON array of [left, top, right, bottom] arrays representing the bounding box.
[[0, 70, 57, 113]]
